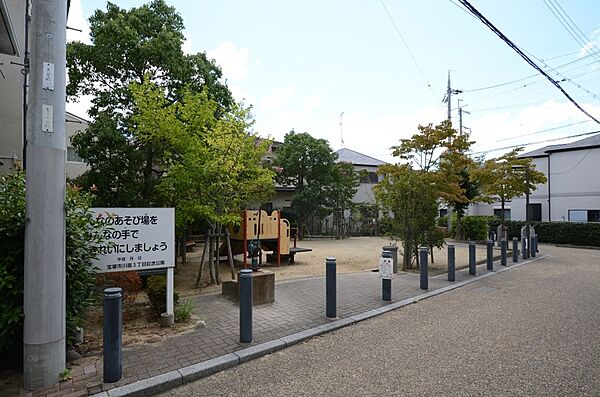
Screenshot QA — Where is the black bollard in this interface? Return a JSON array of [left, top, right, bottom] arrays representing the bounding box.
[[501, 239, 507, 266], [486, 240, 494, 270], [531, 235, 537, 258], [103, 287, 123, 383], [326, 257, 337, 318], [522, 237, 527, 260], [419, 247, 428, 290], [469, 242, 476, 275], [512, 237, 519, 263], [380, 251, 392, 301], [239, 269, 253, 343], [447, 244, 455, 282]]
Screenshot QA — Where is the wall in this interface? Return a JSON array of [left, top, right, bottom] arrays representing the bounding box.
[[0, 0, 25, 173]]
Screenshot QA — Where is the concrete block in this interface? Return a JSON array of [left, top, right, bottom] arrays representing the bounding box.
[[178, 353, 240, 384], [280, 328, 324, 347], [222, 270, 275, 305], [106, 370, 181, 397], [234, 339, 286, 363]]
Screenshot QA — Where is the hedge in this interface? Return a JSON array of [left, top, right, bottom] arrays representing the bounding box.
[[489, 219, 600, 247]]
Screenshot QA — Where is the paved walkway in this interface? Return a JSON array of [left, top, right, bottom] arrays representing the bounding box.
[[4, 242, 532, 396]]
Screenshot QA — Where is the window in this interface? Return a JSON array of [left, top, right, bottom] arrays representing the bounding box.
[[67, 147, 84, 163], [494, 209, 511, 220], [528, 203, 542, 222], [360, 172, 379, 184], [439, 209, 448, 217], [569, 209, 600, 223]]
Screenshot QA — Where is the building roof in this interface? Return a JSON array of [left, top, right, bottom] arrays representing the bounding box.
[[520, 133, 600, 158], [335, 148, 386, 166]]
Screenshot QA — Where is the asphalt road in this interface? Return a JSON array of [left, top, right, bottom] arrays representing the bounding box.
[[160, 245, 600, 397]]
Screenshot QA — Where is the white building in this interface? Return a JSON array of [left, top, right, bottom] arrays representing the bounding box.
[[470, 133, 600, 223]]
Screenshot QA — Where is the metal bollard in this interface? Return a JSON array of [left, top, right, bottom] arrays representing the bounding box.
[[326, 257, 337, 318], [486, 240, 494, 270], [501, 239, 507, 266], [469, 242, 476, 275], [531, 235, 537, 258], [447, 243, 455, 282], [419, 247, 428, 290], [103, 288, 123, 383], [522, 237, 527, 260], [512, 237, 519, 263], [380, 251, 392, 301], [239, 269, 253, 343], [383, 245, 399, 274]]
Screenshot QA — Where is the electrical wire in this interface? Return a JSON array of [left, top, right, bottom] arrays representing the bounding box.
[[472, 120, 591, 147], [457, 0, 600, 125], [469, 129, 600, 155], [379, 0, 439, 105]]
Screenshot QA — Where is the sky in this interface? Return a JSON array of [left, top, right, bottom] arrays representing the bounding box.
[[66, 0, 600, 163]]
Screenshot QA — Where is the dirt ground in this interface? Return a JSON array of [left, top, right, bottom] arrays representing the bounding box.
[[175, 236, 479, 296], [78, 237, 494, 354]]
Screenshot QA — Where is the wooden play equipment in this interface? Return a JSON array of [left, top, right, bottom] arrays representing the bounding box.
[[227, 209, 311, 267]]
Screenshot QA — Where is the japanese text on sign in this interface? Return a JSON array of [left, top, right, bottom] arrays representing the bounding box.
[[91, 208, 174, 273]]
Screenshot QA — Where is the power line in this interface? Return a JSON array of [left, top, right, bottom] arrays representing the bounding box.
[[469, 129, 600, 155], [457, 0, 600, 125], [379, 0, 439, 105], [472, 120, 591, 147]]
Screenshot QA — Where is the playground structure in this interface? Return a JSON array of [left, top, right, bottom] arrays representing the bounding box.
[[226, 209, 311, 267]]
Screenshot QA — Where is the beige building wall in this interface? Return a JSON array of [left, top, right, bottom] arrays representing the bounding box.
[[0, 0, 25, 173]]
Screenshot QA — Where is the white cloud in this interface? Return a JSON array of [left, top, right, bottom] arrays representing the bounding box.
[[301, 91, 325, 111], [579, 27, 600, 57], [207, 41, 250, 81], [469, 99, 600, 158], [66, 0, 91, 44], [260, 87, 296, 110]]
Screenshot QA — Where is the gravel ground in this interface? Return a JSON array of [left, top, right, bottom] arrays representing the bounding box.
[[160, 244, 600, 397]]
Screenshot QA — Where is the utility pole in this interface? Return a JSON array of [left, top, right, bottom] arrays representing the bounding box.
[[443, 71, 462, 228], [458, 99, 470, 136], [23, 0, 67, 390]]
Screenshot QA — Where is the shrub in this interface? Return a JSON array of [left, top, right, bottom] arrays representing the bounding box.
[[488, 219, 600, 247], [98, 271, 143, 304], [174, 299, 194, 323], [146, 275, 179, 318], [462, 216, 489, 241], [0, 170, 108, 367]]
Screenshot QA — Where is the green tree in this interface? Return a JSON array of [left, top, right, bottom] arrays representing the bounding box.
[[326, 161, 360, 239], [0, 170, 108, 367], [377, 121, 471, 268], [375, 164, 439, 270], [473, 148, 547, 227], [131, 81, 275, 264], [275, 131, 338, 237], [67, 0, 233, 207]]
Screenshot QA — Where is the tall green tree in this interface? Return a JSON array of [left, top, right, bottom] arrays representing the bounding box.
[[131, 80, 274, 259], [473, 148, 547, 227], [377, 121, 471, 268], [67, 0, 233, 206], [275, 131, 338, 237]]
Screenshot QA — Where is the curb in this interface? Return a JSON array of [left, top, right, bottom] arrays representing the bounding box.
[[91, 254, 547, 397]]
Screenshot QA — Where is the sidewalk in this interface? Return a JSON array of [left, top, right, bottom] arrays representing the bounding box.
[[5, 243, 537, 397]]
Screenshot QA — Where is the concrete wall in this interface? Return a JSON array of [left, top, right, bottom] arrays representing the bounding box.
[[0, 0, 25, 172], [353, 165, 379, 204]]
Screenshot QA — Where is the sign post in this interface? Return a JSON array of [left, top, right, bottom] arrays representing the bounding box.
[[92, 208, 175, 321]]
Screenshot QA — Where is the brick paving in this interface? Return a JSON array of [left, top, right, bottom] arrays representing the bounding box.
[[3, 242, 520, 396]]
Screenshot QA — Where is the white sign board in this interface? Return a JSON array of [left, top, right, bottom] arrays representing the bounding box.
[[379, 255, 393, 280], [91, 208, 174, 273]]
